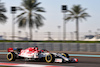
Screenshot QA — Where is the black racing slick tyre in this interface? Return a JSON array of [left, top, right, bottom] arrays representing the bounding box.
[[45, 54, 55, 63], [62, 53, 69, 58], [7, 52, 16, 61]]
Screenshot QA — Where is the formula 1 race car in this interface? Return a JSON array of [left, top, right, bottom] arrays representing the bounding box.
[[7, 47, 78, 63]]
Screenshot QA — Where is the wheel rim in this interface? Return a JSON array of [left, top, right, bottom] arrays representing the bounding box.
[[62, 53, 67, 57], [47, 55, 51, 61], [7, 53, 13, 61], [8, 54, 12, 59], [45, 54, 52, 63]]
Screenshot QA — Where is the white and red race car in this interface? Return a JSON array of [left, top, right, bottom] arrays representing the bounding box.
[[7, 47, 78, 63]]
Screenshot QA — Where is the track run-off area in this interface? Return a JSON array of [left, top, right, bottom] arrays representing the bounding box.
[[0, 53, 100, 67]]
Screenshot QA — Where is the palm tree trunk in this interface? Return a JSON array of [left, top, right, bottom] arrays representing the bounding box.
[[29, 27, 32, 40], [29, 11, 33, 40], [76, 17, 79, 41]]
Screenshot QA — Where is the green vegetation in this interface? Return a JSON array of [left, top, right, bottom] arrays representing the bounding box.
[[16, 0, 45, 40], [0, 0, 7, 23], [66, 5, 90, 41], [0, 40, 100, 43]]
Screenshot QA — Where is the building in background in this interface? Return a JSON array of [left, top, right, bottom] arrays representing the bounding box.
[[84, 34, 100, 41]]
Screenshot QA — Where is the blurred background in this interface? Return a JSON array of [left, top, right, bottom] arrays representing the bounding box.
[[0, 31, 100, 41], [0, 0, 100, 41]]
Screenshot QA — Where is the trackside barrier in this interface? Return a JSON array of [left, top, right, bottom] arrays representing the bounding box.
[[0, 42, 100, 52]]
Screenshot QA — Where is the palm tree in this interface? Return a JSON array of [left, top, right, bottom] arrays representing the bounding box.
[[16, 0, 45, 40], [65, 5, 90, 41], [0, 0, 7, 23]]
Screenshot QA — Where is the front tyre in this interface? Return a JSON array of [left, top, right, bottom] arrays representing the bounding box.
[[62, 53, 69, 58], [45, 54, 55, 63], [7, 52, 16, 61]]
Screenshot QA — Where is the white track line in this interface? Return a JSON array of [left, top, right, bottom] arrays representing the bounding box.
[[0, 62, 74, 67]]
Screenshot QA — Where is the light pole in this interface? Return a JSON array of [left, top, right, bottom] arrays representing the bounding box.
[[35, 30, 38, 40], [58, 26, 61, 40], [88, 30, 92, 35], [25, 32, 28, 40], [97, 29, 100, 35], [95, 32, 98, 39], [74, 31, 77, 40], [11, 7, 16, 40], [18, 31, 21, 40], [47, 32, 53, 40], [62, 5, 67, 40], [3, 32, 6, 39], [70, 32, 73, 40]]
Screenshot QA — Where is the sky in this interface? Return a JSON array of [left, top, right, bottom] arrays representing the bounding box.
[[0, 0, 100, 33]]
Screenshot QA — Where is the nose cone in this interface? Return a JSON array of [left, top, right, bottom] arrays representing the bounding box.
[[74, 58, 78, 62], [71, 58, 78, 62]]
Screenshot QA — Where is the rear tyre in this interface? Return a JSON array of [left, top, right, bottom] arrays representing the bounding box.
[[7, 52, 16, 61], [45, 54, 55, 63], [62, 53, 69, 58]]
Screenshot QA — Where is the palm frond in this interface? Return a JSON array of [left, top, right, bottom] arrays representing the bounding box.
[[79, 16, 87, 21], [35, 7, 45, 12], [17, 0, 45, 29], [0, 18, 6, 23], [22, 0, 31, 10], [65, 17, 72, 20], [33, 2, 41, 8], [0, 13, 7, 22], [81, 13, 91, 17], [79, 13, 90, 19], [34, 14, 44, 28], [0, 4, 6, 12], [18, 17, 27, 28], [0, 13, 7, 19], [34, 13, 45, 20], [66, 5, 91, 22], [16, 16, 23, 23], [17, 12, 27, 18], [0, 8, 6, 12], [71, 5, 82, 14], [0, 1, 7, 23], [68, 10, 74, 15], [80, 8, 87, 14], [17, 7, 25, 11], [65, 16, 75, 22]]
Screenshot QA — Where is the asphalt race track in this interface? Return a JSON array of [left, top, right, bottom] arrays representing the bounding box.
[[0, 55, 100, 67]]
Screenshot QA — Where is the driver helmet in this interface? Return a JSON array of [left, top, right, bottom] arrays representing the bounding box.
[[35, 46, 38, 51]]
